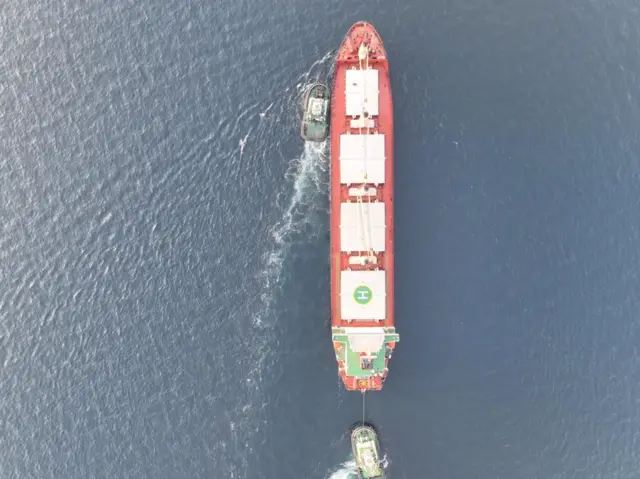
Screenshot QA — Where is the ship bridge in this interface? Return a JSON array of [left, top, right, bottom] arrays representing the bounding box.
[[332, 327, 399, 378]]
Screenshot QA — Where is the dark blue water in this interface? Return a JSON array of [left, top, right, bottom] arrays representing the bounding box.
[[2, 0, 640, 477]]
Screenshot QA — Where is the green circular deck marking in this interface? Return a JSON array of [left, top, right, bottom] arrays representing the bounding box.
[[353, 285, 373, 305]]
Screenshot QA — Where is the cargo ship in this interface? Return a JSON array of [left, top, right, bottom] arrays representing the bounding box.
[[330, 22, 398, 392]]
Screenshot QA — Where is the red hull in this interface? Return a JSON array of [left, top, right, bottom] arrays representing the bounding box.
[[330, 22, 395, 391]]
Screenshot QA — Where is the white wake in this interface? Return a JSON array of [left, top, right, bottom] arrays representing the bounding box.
[[256, 50, 334, 317], [326, 458, 358, 479], [325, 453, 390, 479]]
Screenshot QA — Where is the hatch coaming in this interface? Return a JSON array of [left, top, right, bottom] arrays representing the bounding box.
[[340, 202, 385, 253], [339, 133, 385, 184], [345, 68, 380, 117], [340, 270, 386, 321]]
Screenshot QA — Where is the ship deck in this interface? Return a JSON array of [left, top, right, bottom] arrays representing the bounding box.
[[329, 21, 397, 392], [301, 122, 327, 142], [333, 329, 399, 377], [352, 427, 384, 478]]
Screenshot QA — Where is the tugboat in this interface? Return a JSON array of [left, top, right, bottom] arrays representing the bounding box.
[[300, 83, 330, 142], [351, 424, 385, 479]]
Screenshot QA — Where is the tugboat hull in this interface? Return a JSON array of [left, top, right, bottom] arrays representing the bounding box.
[[301, 83, 330, 142], [351, 425, 385, 479]]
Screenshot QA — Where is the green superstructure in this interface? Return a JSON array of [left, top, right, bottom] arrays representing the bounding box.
[[332, 327, 399, 379]]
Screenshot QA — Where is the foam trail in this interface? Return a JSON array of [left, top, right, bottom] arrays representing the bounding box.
[[325, 453, 391, 478], [252, 49, 333, 321], [299, 51, 334, 82], [260, 140, 329, 305], [326, 458, 358, 479]]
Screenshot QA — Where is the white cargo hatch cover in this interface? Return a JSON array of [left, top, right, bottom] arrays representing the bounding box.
[[340, 202, 386, 252], [342, 327, 387, 353], [345, 68, 379, 117], [340, 270, 386, 321], [339, 134, 385, 184]]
